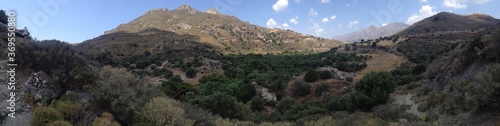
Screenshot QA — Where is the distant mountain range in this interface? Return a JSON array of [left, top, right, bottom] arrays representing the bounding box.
[[333, 22, 409, 42]]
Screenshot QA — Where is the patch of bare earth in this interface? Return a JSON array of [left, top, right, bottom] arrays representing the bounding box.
[[355, 52, 406, 82]]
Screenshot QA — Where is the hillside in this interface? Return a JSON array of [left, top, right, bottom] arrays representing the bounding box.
[[76, 4, 342, 56], [333, 22, 409, 42], [397, 12, 500, 36]]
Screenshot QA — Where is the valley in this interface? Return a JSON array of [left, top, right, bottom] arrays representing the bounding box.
[[1, 3, 500, 126]]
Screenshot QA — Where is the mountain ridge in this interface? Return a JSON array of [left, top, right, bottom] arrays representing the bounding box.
[[397, 12, 500, 36], [80, 4, 342, 56], [333, 22, 409, 42]]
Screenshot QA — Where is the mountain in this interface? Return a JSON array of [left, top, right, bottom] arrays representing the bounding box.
[[397, 12, 500, 36], [333, 22, 409, 42], [76, 4, 342, 57]]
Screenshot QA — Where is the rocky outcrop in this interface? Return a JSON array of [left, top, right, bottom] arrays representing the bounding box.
[[252, 82, 277, 103], [0, 67, 62, 125], [24, 71, 62, 105], [205, 8, 220, 14]]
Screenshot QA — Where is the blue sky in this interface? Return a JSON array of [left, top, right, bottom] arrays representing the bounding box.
[[1, 0, 499, 43]]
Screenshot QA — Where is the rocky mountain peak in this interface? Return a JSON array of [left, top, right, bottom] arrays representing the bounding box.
[[205, 8, 220, 14], [177, 3, 193, 10]]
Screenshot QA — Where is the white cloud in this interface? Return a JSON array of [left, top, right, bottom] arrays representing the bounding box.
[[295, 0, 303, 3], [272, 0, 289, 11], [290, 16, 299, 25], [348, 20, 359, 28], [443, 0, 490, 9], [309, 9, 319, 16], [338, 23, 343, 28], [267, 18, 280, 28], [421, 0, 427, 2], [382, 23, 388, 26], [282, 23, 290, 29], [330, 15, 336, 20], [322, 18, 329, 23], [311, 23, 325, 35], [321, 0, 331, 3], [407, 5, 437, 24]]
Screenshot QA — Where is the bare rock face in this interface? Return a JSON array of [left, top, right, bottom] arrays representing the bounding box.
[[1, 70, 63, 125], [252, 82, 277, 103], [24, 71, 62, 105], [205, 8, 220, 14]]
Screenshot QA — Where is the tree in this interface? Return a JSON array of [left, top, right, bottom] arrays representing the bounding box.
[[91, 66, 161, 123], [291, 81, 310, 97], [137, 97, 194, 126], [159, 79, 197, 100], [355, 71, 396, 106], [32, 107, 63, 126], [250, 97, 265, 111], [143, 51, 151, 57], [304, 70, 319, 82], [186, 68, 197, 78], [315, 83, 330, 96], [318, 70, 332, 79], [371, 42, 377, 48], [0, 10, 7, 24], [191, 93, 247, 119]]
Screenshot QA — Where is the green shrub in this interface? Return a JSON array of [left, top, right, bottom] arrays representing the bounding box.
[[304, 70, 319, 82], [315, 83, 330, 96], [0, 10, 7, 24], [137, 97, 194, 126], [276, 98, 295, 113], [159, 79, 197, 100], [47, 121, 72, 126], [190, 93, 247, 120], [186, 68, 197, 78], [355, 71, 396, 106], [52, 100, 82, 121], [250, 97, 265, 111], [32, 107, 63, 126], [292, 81, 310, 97], [91, 66, 161, 123], [318, 70, 332, 79]]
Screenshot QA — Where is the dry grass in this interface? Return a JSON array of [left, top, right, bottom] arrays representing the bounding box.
[[354, 52, 406, 82]]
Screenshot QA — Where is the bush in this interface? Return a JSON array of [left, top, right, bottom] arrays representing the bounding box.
[[315, 83, 330, 96], [159, 79, 197, 100], [32, 107, 63, 126], [0, 10, 7, 24], [137, 97, 194, 126], [292, 81, 310, 97], [304, 70, 319, 82], [47, 121, 72, 126], [92, 112, 121, 126], [355, 71, 396, 106], [16, 40, 98, 91], [276, 98, 295, 113], [52, 100, 82, 122], [318, 70, 332, 80], [91, 66, 161, 123], [186, 68, 197, 78], [183, 103, 217, 126], [250, 97, 265, 111], [190, 93, 247, 120]]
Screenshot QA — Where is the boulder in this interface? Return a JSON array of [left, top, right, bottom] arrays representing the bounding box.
[[24, 71, 63, 105], [252, 82, 277, 103]]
